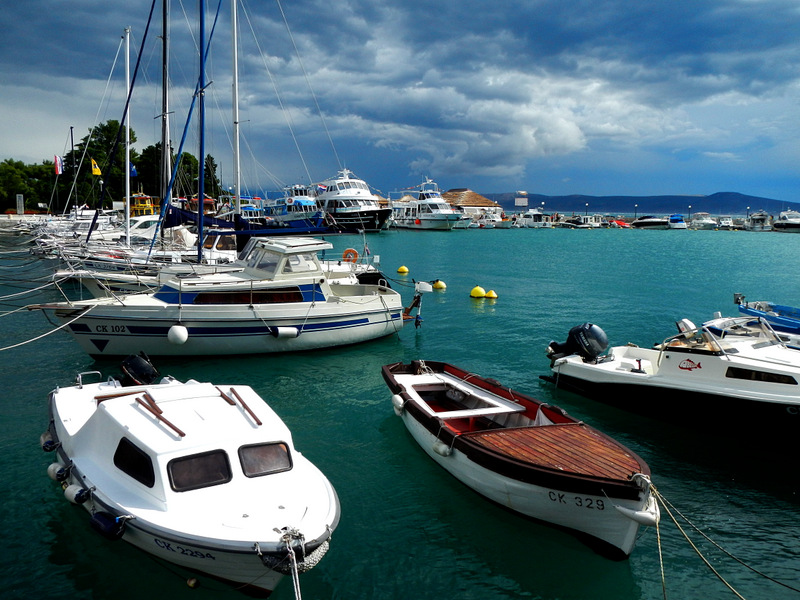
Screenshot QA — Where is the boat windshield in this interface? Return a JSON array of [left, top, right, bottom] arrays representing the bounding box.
[[245, 248, 281, 278]]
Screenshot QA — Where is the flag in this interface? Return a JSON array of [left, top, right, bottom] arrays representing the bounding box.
[[130, 162, 137, 177], [54, 155, 64, 175], [91, 158, 102, 176], [317, 184, 327, 192]]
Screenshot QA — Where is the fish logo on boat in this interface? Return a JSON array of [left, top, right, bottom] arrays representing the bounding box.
[[679, 359, 701, 371]]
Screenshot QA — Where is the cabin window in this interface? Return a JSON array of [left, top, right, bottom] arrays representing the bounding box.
[[239, 442, 293, 477], [192, 287, 304, 304], [282, 253, 317, 274], [168, 450, 232, 492], [114, 437, 156, 488], [725, 367, 797, 385]]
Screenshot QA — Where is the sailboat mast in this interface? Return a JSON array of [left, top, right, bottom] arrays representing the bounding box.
[[231, 0, 241, 214], [124, 26, 132, 244], [160, 0, 171, 205], [197, 0, 206, 262]]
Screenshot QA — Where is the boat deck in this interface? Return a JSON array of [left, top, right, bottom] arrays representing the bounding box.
[[465, 424, 642, 481]]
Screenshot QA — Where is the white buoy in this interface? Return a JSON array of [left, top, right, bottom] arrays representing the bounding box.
[[167, 324, 189, 345]]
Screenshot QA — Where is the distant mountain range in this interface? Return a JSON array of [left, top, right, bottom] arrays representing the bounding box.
[[482, 191, 800, 217]]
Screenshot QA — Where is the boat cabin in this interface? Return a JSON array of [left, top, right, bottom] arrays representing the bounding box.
[[65, 381, 295, 511]]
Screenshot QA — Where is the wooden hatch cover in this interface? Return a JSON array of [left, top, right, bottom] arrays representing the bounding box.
[[464, 424, 642, 481]]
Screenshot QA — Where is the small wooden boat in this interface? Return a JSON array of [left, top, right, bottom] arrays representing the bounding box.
[[381, 360, 658, 558], [41, 354, 340, 596]]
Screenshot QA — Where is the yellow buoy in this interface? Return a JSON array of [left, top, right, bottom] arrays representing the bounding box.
[[470, 285, 486, 298], [485, 289, 498, 299], [397, 265, 409, 274], [432, 279, 447, 290]]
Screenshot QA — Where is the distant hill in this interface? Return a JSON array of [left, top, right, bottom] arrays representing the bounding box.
[[481, 192, 800, 217]]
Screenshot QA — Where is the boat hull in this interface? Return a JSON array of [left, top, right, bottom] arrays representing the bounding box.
[[53, 303, 406, 356], [392, 216, 461, 230], [399, 410, 652, 557], [544, 349, 800, 429], [324, 208, 392, 232]]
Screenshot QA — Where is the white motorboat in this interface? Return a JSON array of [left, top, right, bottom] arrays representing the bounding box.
[[382, 360, 658, 558], [630, 215, 669, 229], [717, 215, 735, 230], [743, 210, 772, 232], [689, 212, 717, 230], [35, 236, 428, 357], [40, 354, 340, 596], [389, 178, 466, 230], [314, 169, 392, 232], [772, 210, 800, 233], [542, 320, 800, 427], [513, 208, 552, 228], [667, 214, 688, 229]]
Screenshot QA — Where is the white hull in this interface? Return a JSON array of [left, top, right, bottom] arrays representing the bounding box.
[[401, 412, 652, 556], [392, 216, 461, 230], [55, 300, 406, 356]]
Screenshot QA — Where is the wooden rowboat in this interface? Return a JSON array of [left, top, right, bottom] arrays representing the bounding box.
[[381, 360, 659, 558]]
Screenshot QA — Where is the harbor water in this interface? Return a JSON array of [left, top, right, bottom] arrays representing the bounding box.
[[2, 226, 800, 599]]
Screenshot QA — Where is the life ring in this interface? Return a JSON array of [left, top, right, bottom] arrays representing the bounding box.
[[342, 248, 359, 263]]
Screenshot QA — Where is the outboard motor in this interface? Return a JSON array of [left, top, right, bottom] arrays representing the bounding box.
[[120, 352, 161, 386], [547, 323, 609, 363]]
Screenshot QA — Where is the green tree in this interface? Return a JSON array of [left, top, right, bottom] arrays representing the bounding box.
[[64, 120, 139, 209], [0, 159, 34, 211]]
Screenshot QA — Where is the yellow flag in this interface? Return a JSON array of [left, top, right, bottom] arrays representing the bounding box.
[[91, 158, 102, 176]]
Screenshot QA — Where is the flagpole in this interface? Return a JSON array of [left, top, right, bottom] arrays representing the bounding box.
[[124, 26, 132, 244]]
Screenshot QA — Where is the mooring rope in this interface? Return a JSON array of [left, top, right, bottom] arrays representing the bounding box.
[[655, 503, 668, 599], [654, 486, 800, 595], [0, 305, 94, 352], [286, 539, 303, 600], [0, 277, 67, 301]]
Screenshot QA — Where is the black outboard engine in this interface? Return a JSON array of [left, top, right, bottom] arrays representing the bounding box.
[[120, 352, 161, 386], [547, 323, 609, 363]]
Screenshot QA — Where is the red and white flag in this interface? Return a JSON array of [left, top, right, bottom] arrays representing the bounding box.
[[54, 155, 64, 175]]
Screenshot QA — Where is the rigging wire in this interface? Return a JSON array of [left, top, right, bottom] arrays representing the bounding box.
[[274, 0, 341, 172]]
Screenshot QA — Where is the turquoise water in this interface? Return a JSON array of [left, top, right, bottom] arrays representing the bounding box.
[[2, 227, 800, 599]]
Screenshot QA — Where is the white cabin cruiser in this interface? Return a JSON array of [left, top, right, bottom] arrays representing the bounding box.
[[314, 169, 392, 232], [35, 236, 428, 357], [390, 179, 466, 230], [40, 354, 340, 596]]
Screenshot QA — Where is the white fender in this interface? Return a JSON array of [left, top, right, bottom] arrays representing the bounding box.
[[167, 324, 189, 345]]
